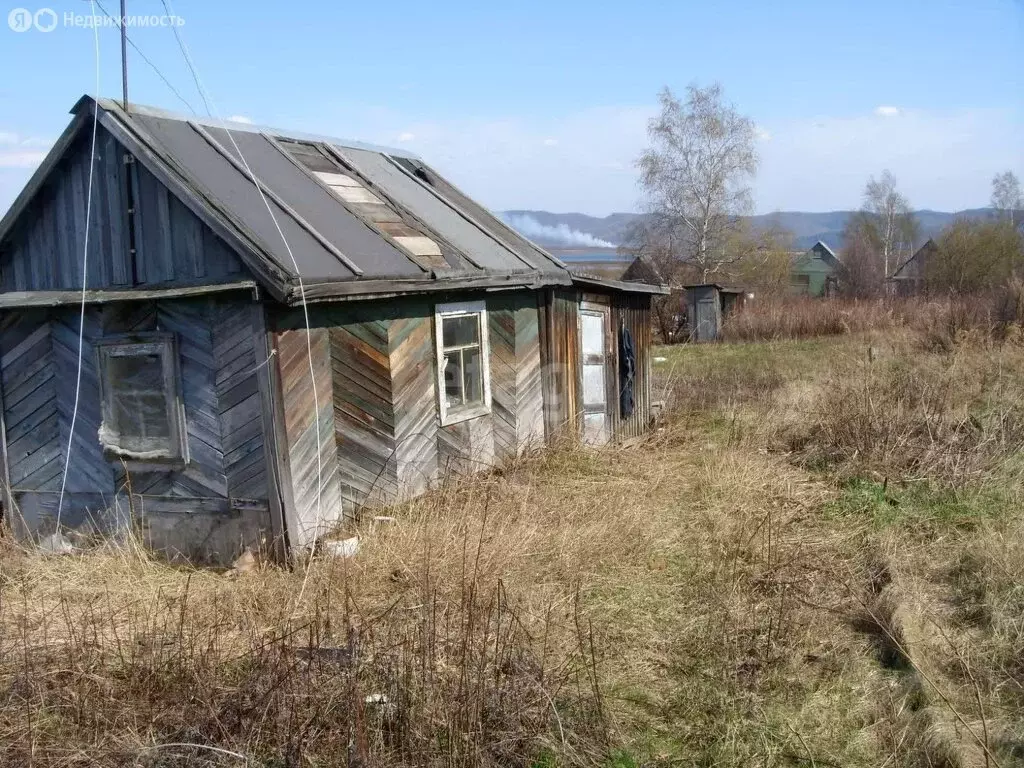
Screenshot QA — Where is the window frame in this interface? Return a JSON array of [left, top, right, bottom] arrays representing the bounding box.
[[434, 300, 492, 426], [95, 332, 188, 465]]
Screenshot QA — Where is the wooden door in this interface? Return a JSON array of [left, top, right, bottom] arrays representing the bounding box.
[[579, 304, 611, 444]]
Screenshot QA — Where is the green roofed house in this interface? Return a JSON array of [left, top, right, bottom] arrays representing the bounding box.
[[789, 241, 840, 297]]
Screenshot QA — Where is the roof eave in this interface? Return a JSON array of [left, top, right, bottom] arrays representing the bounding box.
[[288, 271, 572, 304], [572, 274, 670, 295]]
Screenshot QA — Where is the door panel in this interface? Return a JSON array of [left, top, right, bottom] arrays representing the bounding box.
[[579, 306, 610, 445]]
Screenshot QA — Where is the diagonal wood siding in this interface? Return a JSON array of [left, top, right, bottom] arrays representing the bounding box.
[[274, 325, 343, 546], [390, 314, 437, 497], [0, 296, 272, 560], [330, 320, 397, 511], [489, 293, 545, 460]]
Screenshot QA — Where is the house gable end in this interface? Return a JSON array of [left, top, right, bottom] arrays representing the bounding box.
[[0, 122, 252, 293]]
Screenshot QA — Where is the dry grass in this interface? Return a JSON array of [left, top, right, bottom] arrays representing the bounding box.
[[2, 330, 1023, 767], [721, 297, 897, 341], [721, 292, 1024, 347]]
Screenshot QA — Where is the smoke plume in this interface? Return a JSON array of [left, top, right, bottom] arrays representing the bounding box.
[[501, 213, 615, 248]]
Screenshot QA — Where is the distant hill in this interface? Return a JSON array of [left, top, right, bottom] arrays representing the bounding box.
[[501, 208, 1001, 252]]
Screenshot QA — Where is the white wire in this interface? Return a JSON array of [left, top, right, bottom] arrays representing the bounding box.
[[55, 0, 102, 531], [159, 0, 324, 563]]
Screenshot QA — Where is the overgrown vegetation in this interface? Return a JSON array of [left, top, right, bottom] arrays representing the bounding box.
[[2, 325, 1023, 766], [720, 290, 1024, 345]]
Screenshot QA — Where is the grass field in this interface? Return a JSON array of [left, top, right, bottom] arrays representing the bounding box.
[[1, 330, 1022, 766]]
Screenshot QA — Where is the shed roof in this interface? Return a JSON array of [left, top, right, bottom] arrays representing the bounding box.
[[683, 283, 745, 294], [0, 96, 590, 304]]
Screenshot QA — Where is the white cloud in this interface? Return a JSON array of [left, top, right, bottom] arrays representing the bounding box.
[[874, 105, 901, 117], [227, 115, 254, 124], [0, 151, 49, 168], [0, 130, 52, 174], [397, 131, 416, 142], [542, 137, 558, 146]]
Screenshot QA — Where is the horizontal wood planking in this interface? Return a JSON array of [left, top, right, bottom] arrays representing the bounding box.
[[0, 125, 246, 294]]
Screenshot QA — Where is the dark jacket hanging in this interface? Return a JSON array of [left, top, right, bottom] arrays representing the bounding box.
[[619, 325, 636, 418]]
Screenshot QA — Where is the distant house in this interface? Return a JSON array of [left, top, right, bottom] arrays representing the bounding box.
[[790, 241, 840, 297], [0, 95, 666, 562], [889, 239, 938, 296]]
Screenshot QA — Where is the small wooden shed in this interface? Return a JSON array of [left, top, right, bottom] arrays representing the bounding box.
[[684, 283, 746, 342], [0, 96, 666, 562]]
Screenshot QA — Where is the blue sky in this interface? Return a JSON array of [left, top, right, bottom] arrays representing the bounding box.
[[1, 0, 1022, 216]]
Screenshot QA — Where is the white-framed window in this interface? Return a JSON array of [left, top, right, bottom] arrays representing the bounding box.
[[95, 333, 188, 463], [434, 300, 491, 426]]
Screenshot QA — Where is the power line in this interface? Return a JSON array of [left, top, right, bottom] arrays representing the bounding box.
[[158, 0, 326, 571], [92, 0, 198, 114], [56, 0, 103, 530]]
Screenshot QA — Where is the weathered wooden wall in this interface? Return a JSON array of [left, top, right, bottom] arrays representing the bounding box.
[[608, 292, 653, 441], [270, 291, 546, 530], [0, 126, 245, 292], [538, 288, 581, 437], [538, 287, 654, 442], [0, 295, 273, 561]]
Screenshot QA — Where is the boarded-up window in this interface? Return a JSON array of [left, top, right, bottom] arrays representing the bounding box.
[[435, 301, 491, 426], [96, 335, 186, 461]]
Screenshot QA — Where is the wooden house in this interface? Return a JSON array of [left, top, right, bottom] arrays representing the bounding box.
[[790, 241, 840, 297], [0, 97, 666, 562]]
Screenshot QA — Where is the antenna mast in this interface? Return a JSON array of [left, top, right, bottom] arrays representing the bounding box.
[[120, 0, 129, 110]]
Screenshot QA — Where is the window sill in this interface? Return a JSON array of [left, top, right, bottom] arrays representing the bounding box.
[[440, 404, 491, 427], [102, 450, 188, 473]]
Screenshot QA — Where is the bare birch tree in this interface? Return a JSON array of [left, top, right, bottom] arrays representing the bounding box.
[[862, 170, 918, 278], [991, 171, 1022, 225], [637, 85, 758, 282]]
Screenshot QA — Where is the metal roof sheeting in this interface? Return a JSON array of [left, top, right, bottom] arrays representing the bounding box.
[[337, 147, 538, 273], [2, 97, 671, 303]]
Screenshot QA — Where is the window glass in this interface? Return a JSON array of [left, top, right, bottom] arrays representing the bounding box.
[[442, 314, 479, 348], [97, 338, 183, 460], [436, 305, 489, 424], [107, 354, 171, 440]]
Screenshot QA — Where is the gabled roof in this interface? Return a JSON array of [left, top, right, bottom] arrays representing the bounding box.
[[891, 238, 938, 280], [0, 96, 579, 303], [620, 255, 664, 284], [792, 240, 840, 269]]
